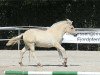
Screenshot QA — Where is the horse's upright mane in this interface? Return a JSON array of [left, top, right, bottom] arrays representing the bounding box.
[[51, 19, 72, 28], [50, 20, 67, 28]]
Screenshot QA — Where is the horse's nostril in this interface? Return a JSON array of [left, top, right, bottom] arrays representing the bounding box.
[[73, 33, 77, 36]]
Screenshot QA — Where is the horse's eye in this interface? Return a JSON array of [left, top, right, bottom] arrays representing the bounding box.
[[71, 27, 73, 29]]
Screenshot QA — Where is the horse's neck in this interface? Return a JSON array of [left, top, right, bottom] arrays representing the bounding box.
[[47, 25, 66, 38]]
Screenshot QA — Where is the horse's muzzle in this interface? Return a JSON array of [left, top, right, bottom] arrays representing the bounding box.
[[73, 33, 77, 36]]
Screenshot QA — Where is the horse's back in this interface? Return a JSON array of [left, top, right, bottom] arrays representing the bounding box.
[[23, 29, 45, 41]]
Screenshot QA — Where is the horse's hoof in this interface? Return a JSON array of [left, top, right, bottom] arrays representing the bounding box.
[[62, 58, 67, 67], [62, 62, 67, 67], [19, 62, 24, 66], [37, 63, 43, 67]]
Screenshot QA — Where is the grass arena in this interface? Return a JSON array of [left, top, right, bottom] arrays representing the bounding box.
[[0, 50, 100, 75]]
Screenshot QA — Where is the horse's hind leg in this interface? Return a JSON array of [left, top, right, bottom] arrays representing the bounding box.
[[29, 43, 42, 67], [19, 47, 27, 66]]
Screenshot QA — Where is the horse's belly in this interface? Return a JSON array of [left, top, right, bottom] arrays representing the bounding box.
[[35, 42, 53, 48], [35, 33, 55, 48]]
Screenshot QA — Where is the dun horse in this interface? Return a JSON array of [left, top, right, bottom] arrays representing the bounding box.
[[6, 19, 76, 67]]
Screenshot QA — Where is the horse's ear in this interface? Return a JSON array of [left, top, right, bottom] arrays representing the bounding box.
[[66, 19, 71, 23], [66, 19, 73, 24], [66, 19, 72, 23], [66, 19, 69, 21]]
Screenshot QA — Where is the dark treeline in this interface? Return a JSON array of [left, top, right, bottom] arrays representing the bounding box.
[[0, 0, 100, 50], [0, 0, 100, 27]]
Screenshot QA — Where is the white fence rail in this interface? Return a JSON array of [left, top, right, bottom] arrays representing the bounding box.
[[0, 26, 100, 50]]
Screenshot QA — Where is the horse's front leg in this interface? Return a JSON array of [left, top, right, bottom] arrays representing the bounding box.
[[55, 43, 67, 67], [57, 49, 63, 60], [19, 47, 27, 66]]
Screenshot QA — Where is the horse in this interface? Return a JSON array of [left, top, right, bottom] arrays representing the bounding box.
[[6, 19, 76, 67]]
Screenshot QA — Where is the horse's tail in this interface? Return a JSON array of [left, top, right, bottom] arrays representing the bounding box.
[[6, 33, 23, 46]]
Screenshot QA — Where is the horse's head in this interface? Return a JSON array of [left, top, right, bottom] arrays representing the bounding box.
[[48, 19, 77, 36], [65, 19, 76, 36]]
